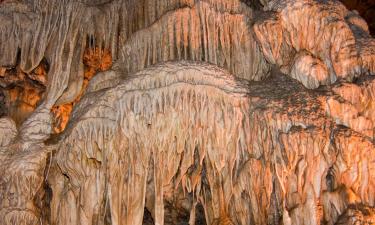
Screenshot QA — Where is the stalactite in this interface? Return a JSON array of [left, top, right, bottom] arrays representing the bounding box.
[[117, 1, 269, 80], [49, 62, 375, 225], [0, 0, 375, 225]]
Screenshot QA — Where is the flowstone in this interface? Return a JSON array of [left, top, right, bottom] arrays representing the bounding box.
[[0, 0, 375, 224]]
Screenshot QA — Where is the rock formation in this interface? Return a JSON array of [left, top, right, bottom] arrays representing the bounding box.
[[254, 0, 375, 89], [341, 0, 375, 35], [0, 0, 375, 225]]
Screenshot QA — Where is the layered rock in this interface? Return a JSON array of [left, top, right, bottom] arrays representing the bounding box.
[[0, 143, 50, 225], [325, 77, 375, 138]]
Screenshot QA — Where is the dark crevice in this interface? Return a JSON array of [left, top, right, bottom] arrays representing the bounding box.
[[142, 207, 154, 225], [195, 203, 207, 225], [240, 0, 264, 10], [33, 153, 53, 225], [0, 89, 6, 117], [326, 166, 336, 192]]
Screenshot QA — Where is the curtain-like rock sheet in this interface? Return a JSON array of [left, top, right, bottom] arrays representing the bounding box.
[[116, 1, 269, 80], [0, 0, 269, 130], [50, 62, 375, 225], [0, 0, 267, 108]]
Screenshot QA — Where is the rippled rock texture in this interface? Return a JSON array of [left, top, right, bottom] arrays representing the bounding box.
[[0, 0, 375, 225]]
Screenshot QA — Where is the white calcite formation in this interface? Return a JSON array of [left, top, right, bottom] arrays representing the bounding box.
[[117, 1, 269, 81], [50, 61, 375, 225], [0, 117, 16, 146], [0, 0, 375, 225], [0, 0, 269, 107]]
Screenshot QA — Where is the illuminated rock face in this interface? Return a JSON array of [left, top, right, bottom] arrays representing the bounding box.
[[254, 0, 375, 89], [340, 0, 375, 35], [0, 0, 375, 225]]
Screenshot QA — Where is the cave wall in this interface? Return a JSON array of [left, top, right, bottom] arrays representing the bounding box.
[[340, 0, 375, 35], [0, 0, 375, 225], [0, 0, 373, 130]]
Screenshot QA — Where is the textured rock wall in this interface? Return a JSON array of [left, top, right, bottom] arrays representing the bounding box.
[[0, 0, 268, 131], [340, 0, 375, 35], [0, 0, 375, 225], [117, 1, 269, 80], [254, 0, 375, 89], [49, 62, 375, 225]]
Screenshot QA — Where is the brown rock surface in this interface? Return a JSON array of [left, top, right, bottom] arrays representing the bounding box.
[[340, 0, 375, 35]]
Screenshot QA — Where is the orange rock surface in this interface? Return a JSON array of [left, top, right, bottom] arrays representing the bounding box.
[[52, 47, 112, 133]]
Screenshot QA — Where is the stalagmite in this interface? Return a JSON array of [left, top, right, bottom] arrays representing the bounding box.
[[0, 0, 375, 224]]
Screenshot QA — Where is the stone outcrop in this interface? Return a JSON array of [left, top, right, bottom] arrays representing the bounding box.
[[0, 0, 375, 225]]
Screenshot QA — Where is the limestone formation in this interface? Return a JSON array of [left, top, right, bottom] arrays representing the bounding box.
[[116, 1, 270, 80], [254, 0, 375, 89], [0, 0, 375, 225], [50, 62, 375, 225]]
